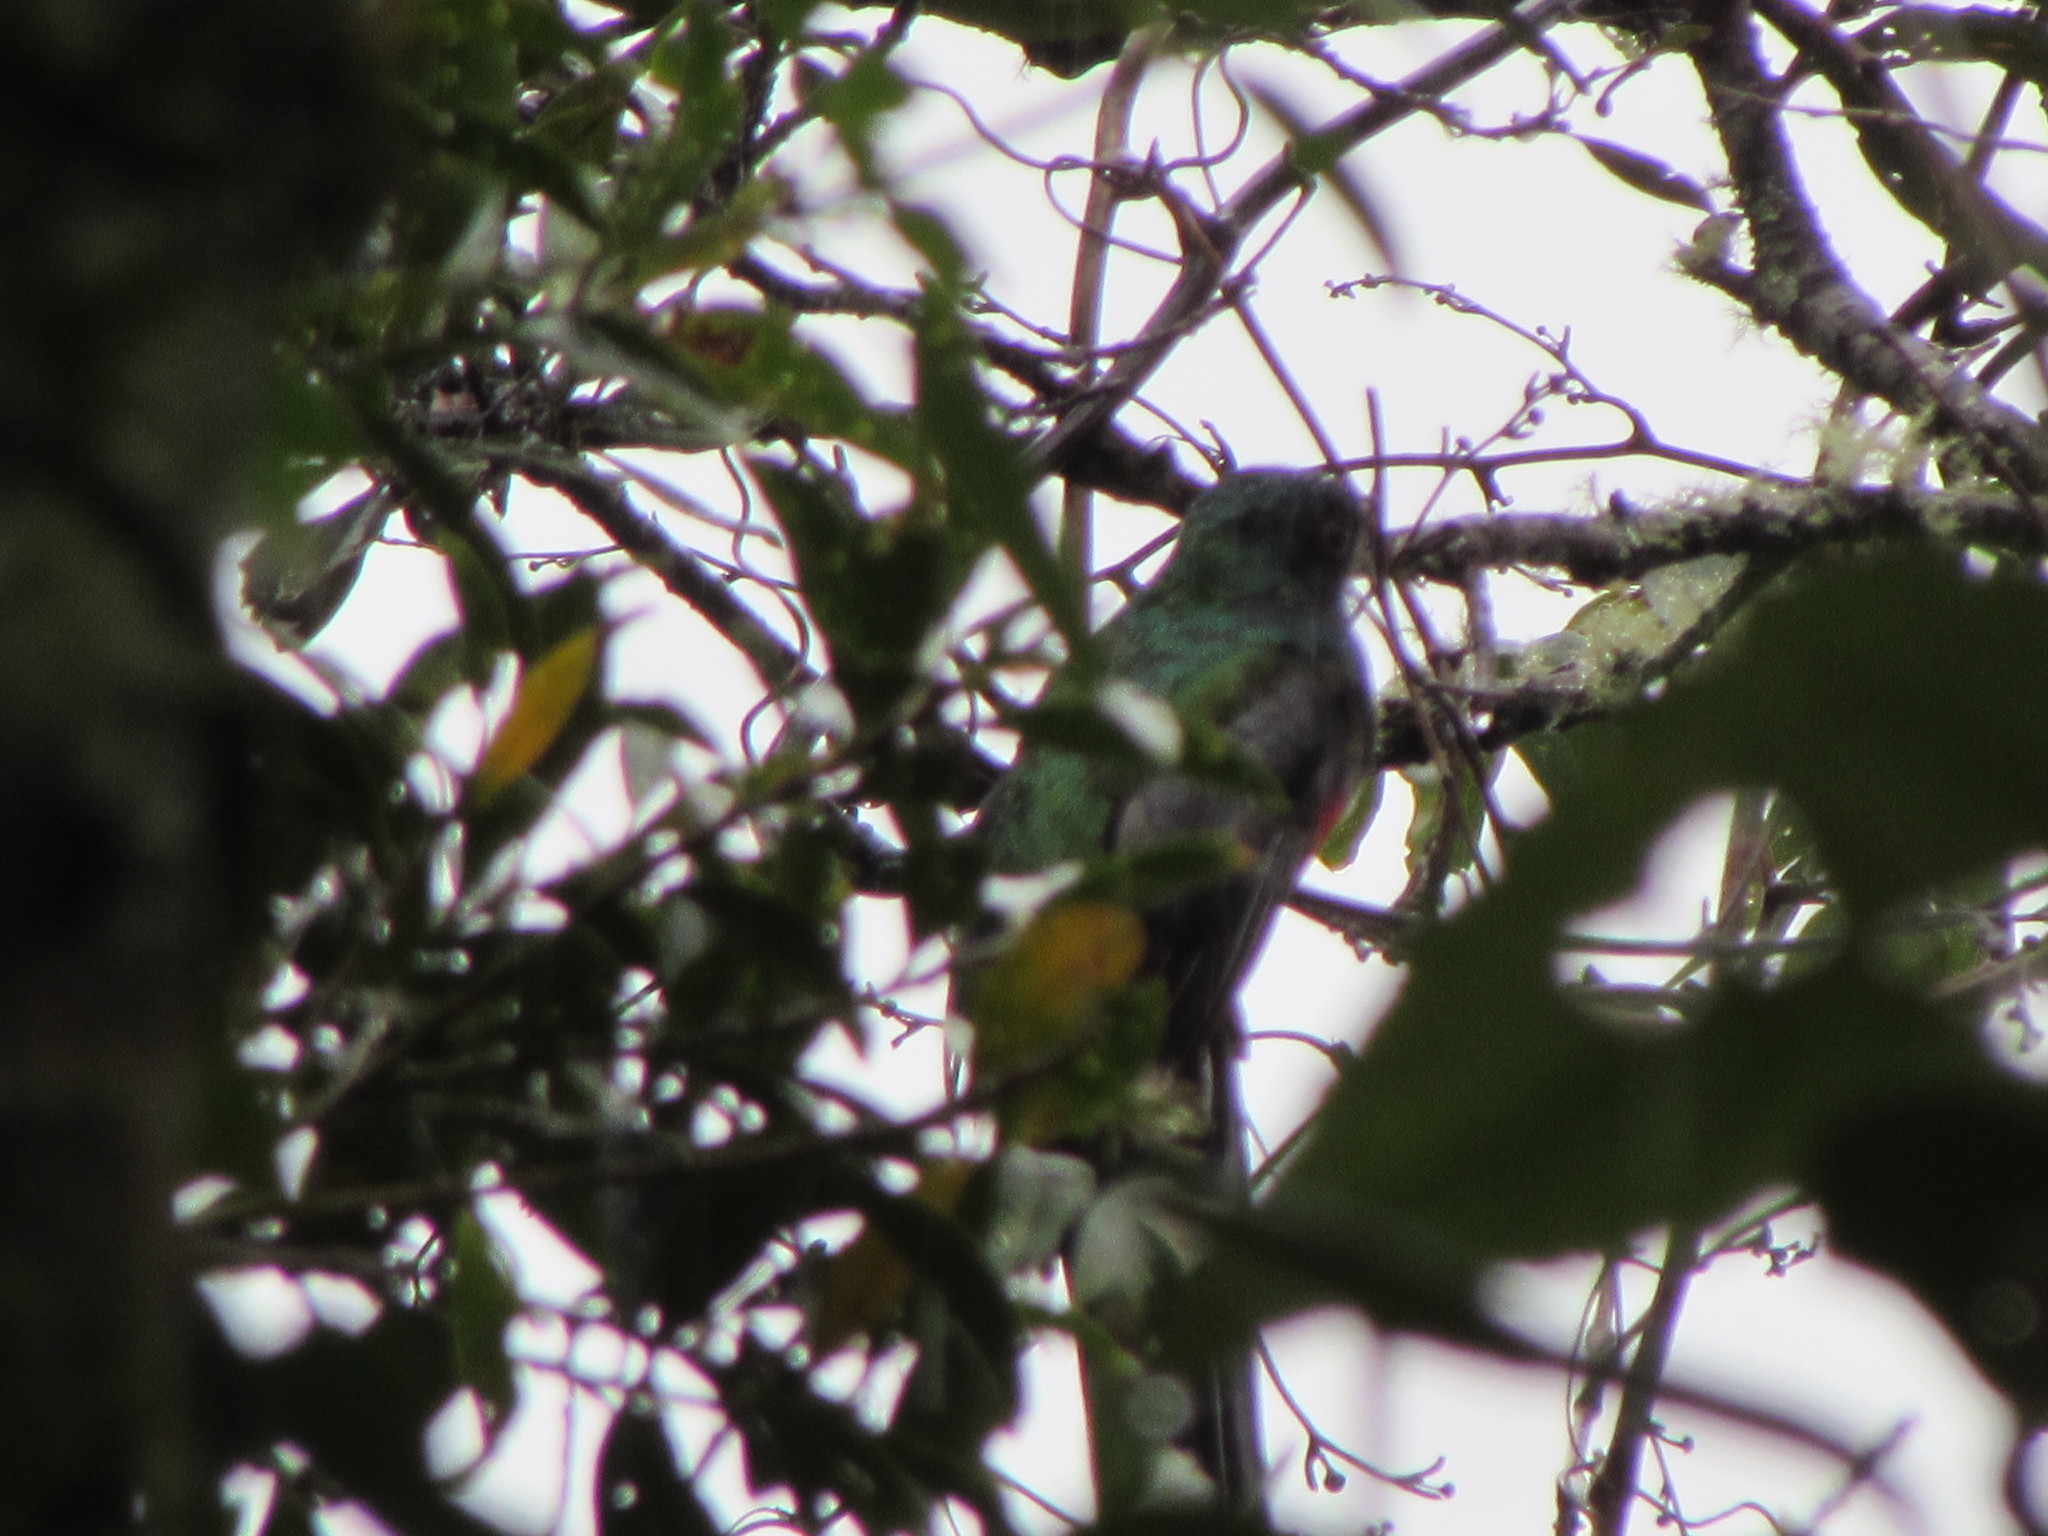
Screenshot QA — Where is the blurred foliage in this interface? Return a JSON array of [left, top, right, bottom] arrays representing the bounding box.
[[24, 0, 2048, 1532], [197, 3, 1095, 1529], [0, 0, 392, 1529]]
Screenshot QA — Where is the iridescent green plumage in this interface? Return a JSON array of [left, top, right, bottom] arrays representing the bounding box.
[[968, 470, 1373, 1512], [978, 469, 1374, 1081]]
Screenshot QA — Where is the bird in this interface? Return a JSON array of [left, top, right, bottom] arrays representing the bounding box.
[[960, 468, 1374, 1513], [970, 468, 1374, 1104]]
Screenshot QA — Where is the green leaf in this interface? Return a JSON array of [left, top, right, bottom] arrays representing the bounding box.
[[1576, 136, 1714, 212], [842, 0, 1138, 74], [1514, 715, 1625, 804], [1866, 867, 2004, 993], [1077, 1325, 1152, 1515], [612, 697, 711, 748], [437, 530, 516, 685], [447, 1208, 519, 1417], [196, 1310, 494, 1536], [846, 0, 1342, 74], [752, 462, 956, 728], [1249, 553, 2048, 1282], [1814, 1090, 2048, 1417], [893, 205, 968, 287], [517, 567, 606, 659], [654, 176, 785, 277], [1316, 768, 1381, 871], [828, 1164, 1021, 1423], [1010, 699, 1160, 767], [1172, 0, 1328, 20], [1399, 761, 1486, 901], [242, 490, 387, 647], [266, 364, 364, 474], [911, 293, 1086, 653], [645, 3, 745, 200], [410, 0, 524, 129], [579, 305, 921, 463], [759, 0, 823, 32], [807, 42, 911, 185], [738, 314, 922, 463], [897, 811, 987, 936], [528, 62, 634, 164], [665, 870, 847, 1033], [389, 636, 467, 718], [858, 722, 998, 810]]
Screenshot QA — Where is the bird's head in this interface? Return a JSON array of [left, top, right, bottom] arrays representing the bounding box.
[[1152, 470, 1363, 608]]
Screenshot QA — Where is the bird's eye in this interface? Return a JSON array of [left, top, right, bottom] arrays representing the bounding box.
[[1310, 505, 1351, 557]]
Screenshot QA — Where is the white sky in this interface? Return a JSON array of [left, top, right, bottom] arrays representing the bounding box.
[[214, 7, 2048, 1536]]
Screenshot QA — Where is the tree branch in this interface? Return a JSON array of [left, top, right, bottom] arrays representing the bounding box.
[[1586, 1228, 1700, 1536], [1753, 0, 2048, 288], [1025, 0, 1578, 475], [511, 446, 815, 695], [1686, 0, 2048, 491], [1061, 23, 1169, 577], [1389, 482, 2048, 586]]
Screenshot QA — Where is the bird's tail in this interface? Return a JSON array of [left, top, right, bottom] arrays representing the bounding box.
[[1187, 1013, 1262, 1510]]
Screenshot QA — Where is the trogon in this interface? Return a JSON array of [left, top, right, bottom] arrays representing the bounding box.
[[974, 468, 1375, 1101], [965, 468, 1374, 1510]]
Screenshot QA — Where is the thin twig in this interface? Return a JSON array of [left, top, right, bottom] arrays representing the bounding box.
[[1586, 1227, 1702, 1536], [512, 445, 814, 694], [1254, 1337, 1456, 1500], [1061, 24, 1169, 579], [1025, 0, 1577, 477]]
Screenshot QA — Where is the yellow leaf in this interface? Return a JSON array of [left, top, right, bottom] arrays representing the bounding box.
[[968, 899, 1146, 1081], [812, 1159, 977, 1355], [472, 628, 600, 804]]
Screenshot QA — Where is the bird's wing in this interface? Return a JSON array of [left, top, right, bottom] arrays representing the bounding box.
[[1113, 642, 1369, 1081], [974, 742, 1114, 878]]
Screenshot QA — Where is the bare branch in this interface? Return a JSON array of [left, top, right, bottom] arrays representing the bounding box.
[[1026, 0, 1579, 476], [1755, 0, 2048, 287], [1686, 0, 2048, 492], [1586, 1228, 1701, 1536], [1389, 483, 2048, 586], [511, 446, 815, 695], [1061, 24, 1170, 577]]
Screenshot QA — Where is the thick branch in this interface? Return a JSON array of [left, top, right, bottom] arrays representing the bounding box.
[[1390, 482, 2047, 585], [530, 434, 2048, 781], [1061, 24, 1169, 579], [1687, 0, 2048, 490], [1753, 0, 2048, 287]]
